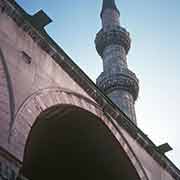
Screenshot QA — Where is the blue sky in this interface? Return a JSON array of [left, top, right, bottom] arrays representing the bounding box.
[[16, 0, 180, 168]]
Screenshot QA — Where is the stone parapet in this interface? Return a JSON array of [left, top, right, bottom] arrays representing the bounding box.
[[95, 26, 131, 57], [97, 69, 139, 101]]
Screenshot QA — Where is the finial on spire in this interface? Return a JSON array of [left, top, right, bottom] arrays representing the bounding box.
[[101, 0, 120, 17]]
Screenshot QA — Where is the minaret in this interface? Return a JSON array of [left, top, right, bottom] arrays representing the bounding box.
[[95, 0, 139, 124]]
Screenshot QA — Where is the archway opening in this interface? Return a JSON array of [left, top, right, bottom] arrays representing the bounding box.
[[21, 105, 140, 180]]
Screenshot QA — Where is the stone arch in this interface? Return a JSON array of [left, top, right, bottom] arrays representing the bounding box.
[[10, 87, 148, 180], [20, 105, 142, 180], [10, 87, 104, 159]]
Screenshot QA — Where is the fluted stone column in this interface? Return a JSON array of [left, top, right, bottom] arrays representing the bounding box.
[[95, 0, 139, 124]]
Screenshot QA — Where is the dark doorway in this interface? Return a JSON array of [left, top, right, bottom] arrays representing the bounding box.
[[22, 105, 140, 180]]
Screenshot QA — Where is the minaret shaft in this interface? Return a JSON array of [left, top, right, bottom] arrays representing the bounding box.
[[101, 9, 120, 31], [95, 0, 139, 124], [102, 44, 127, 73]]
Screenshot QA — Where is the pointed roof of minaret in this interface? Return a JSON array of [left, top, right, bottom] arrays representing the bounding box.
[[101, 0, 120, 17]]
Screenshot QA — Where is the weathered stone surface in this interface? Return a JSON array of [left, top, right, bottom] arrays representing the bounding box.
[[0, 48, 11, 151], [96, 2, 139, 124], [0, 0, 179, 180], [95, 27, 131, 56]]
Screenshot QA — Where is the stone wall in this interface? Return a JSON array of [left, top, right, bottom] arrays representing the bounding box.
[[0, 2, 95, 173]]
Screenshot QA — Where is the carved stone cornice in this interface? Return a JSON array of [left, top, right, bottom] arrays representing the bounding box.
[[97, 69, 139, 101], [95, 26, 131, 57]]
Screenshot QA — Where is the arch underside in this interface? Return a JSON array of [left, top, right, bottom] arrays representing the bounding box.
[[22, 105, 141, 180]]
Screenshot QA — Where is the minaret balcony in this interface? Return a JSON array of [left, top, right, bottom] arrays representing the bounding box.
[[96, 69, 139, 101], [95, 26, 131, 57]]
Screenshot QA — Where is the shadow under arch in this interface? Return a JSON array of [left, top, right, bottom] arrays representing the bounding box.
[[21, 104, 141, 180]]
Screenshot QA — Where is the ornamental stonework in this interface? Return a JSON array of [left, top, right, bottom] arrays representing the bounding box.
[[95, 26, 131, 57], [97, 70, 139, 101]]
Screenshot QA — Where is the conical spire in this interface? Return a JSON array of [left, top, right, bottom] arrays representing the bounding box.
[[101, 0, 120, 16]]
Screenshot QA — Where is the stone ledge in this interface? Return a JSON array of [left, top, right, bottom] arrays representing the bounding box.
[[95, 26, 131, 56], [97, 71, 139, 100]]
